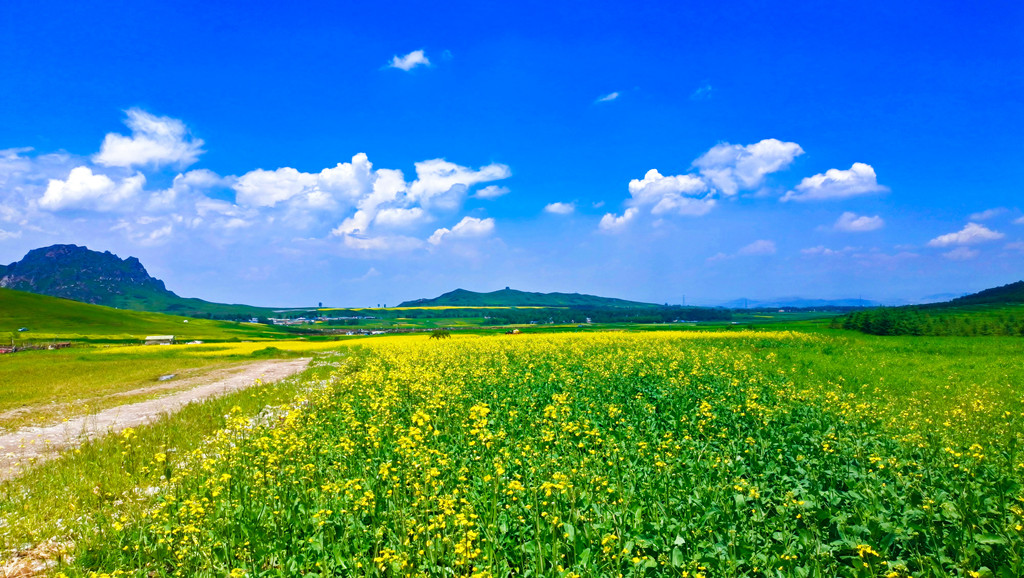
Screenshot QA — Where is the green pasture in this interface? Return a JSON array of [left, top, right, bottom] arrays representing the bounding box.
[[0, 288, 297, 343]]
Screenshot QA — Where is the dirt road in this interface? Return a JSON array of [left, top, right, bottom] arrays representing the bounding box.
[[0, 357, 310, 480]]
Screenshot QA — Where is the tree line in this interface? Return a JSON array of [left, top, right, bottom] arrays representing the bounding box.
[[834, 307, 1024, 336]]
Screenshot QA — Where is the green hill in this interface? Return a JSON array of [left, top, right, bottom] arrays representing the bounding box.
[[941, 280, 1024, 308], [0, 287, 297, 343], [398, 288, 660, 308], [0, 244, 275, 318], [836, 280, 1024, 336]]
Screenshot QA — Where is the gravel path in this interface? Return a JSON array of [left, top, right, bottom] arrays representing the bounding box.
[[0, 357, 310, 480]]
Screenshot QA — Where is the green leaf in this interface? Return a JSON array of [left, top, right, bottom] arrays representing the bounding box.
[[974, 534, 1007, 546]]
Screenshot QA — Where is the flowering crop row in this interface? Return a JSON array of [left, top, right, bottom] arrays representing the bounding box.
[[69, 331, 1024, 577]]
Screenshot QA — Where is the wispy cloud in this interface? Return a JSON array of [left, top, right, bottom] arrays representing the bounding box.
[[428, 216, 495, 245], [474, 185, 510, 199], [969, 207, 1006, 221], [595, 92, 620, 103], [738, 239, 777, 256], [943, 247, 979, 260], [690, 81, 713, 100], [388, 49, 430, 71], [927, 222, 1004, 247], [833, 212, 884, 232]]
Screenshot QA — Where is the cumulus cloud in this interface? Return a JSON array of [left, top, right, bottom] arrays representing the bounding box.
[[969, 207, 1006, 221], [598, 138, 811, 232], [737, 239, 777, 256], [409, 159, 510, 210], [233, 153, 375, 215], [428, 216, 496, 245], [39, 166, 145, 211], [234, 167, 318, 208], [374, 207, 428, 228], [598, 208, 638, 232], [596, 92, 620, 103], [388, 49, 430, 71], [93, 109, 204, 169], [834, 212, 884, 232], [693, 139, 804, 196], [927, 222, 1004, 247], [474, 185, 510, 199], [782, 163, 888, 202], [943, 247, 979, 260], [626, 169, 714, 216], [544, 202, 575, 215]]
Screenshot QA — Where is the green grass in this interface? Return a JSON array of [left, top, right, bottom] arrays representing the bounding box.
[[0, 288, 298, 343]]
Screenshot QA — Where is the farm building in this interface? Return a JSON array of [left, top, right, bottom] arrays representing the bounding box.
[[144, 335, 175, 345]]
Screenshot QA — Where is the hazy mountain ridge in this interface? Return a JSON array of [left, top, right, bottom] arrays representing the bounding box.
[[398, 288, 660, 308]]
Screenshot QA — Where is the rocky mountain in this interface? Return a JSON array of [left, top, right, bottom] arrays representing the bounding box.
[[0, 244, 272, 318], [0, 244, 171, 306]]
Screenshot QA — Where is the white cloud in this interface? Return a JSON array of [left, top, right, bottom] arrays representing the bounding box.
[[737, 239, 777, 256], [598, 208, 638, 232], [693, 139, 804, 196], [93, 109, 204, 169], [596, 92, 620, 103], [1014, 216, 1024, 225], [234, 167, 317, 208], [39, 166, 145, 211], [1006, 241, 1024, 252], [234, 153, 374, 209], [834, 212, 884, 232], [544, 202, 575, 215], [802, 244, 843, 256], [374, 207, 428, 228], [0, 228, 22, 240], [626, 169, 714, 216], [428, 216, 495, 245], [409, 159, 510, 210], [782, 162, 888, 202], [474, 185, 510, 199], [343, 234, 424, 252], [943, 247, 979, 260], [927, 222, 1004, 247], [969, 207, 1006, 221], [388, 49, 430, 71], [331, 168, 407, 237]]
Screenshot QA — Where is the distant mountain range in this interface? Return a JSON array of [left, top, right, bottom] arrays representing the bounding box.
[[0, 244, 271, 318], [3, 244, 1021, 318], [717, 297, 879, 309], [398, 288, 660, 309]]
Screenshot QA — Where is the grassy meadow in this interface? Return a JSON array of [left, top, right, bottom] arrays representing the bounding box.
[[0, 288, 299, 344], [11, 329, 1015, 577]]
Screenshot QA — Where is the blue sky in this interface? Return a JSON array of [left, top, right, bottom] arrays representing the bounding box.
[[1, 1, 1022, 306]]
